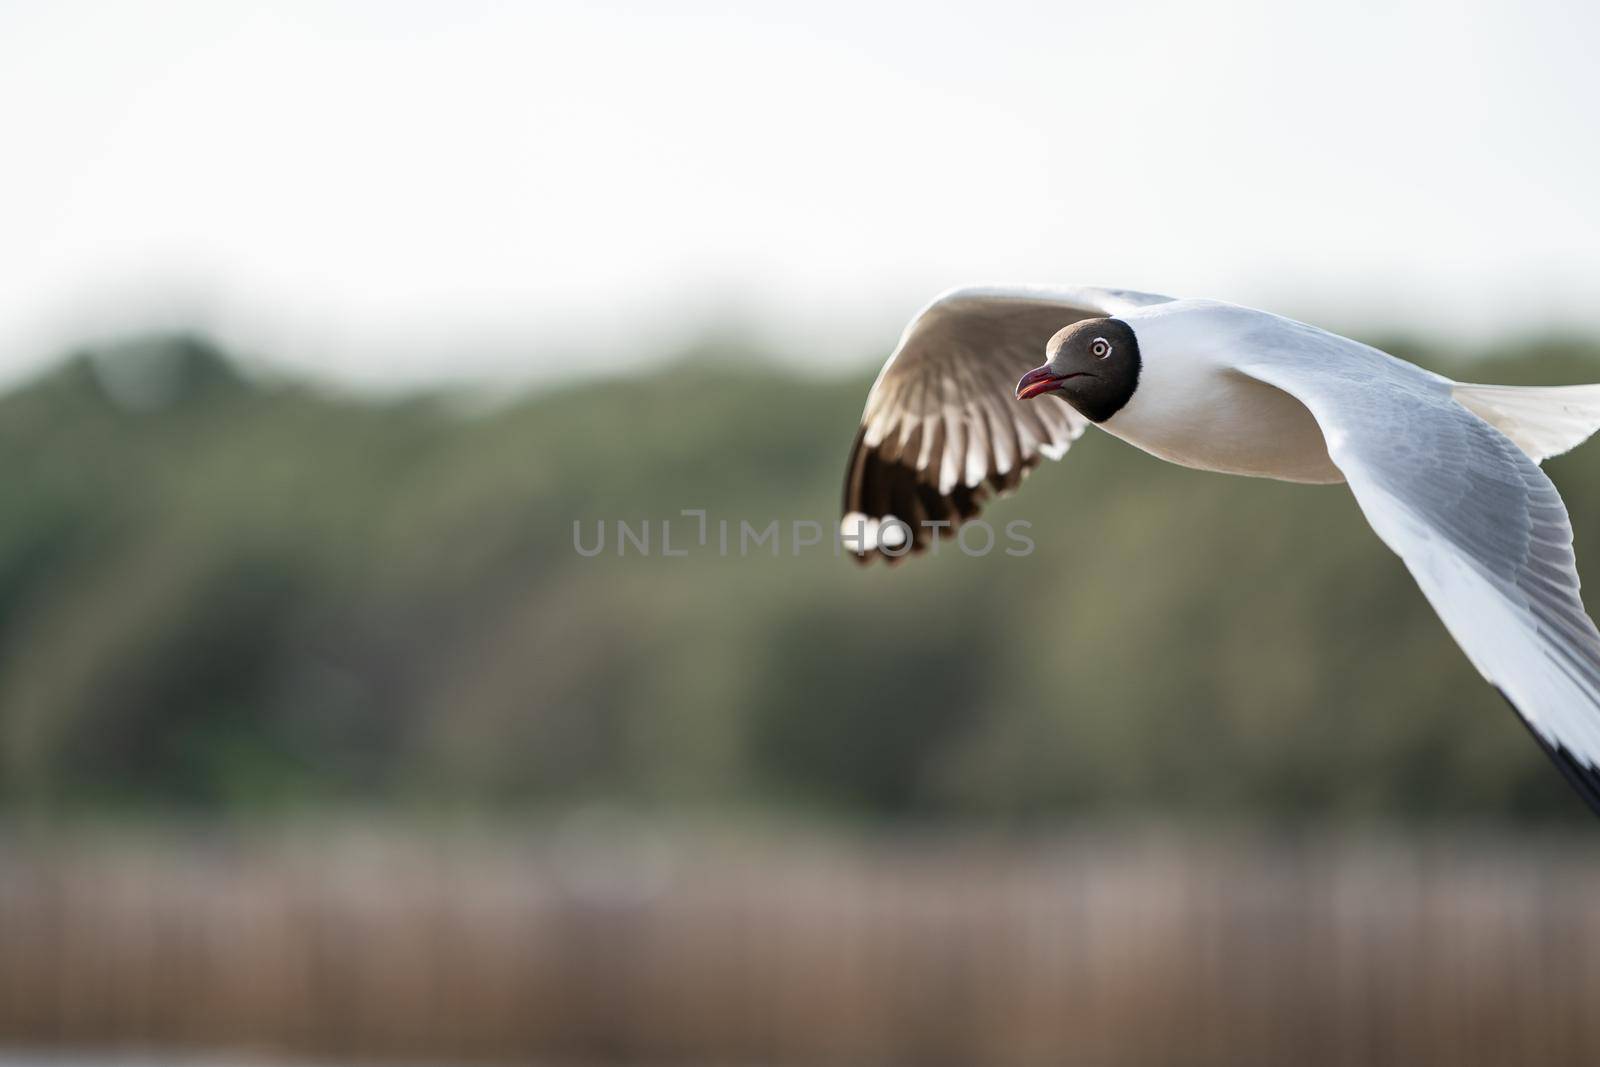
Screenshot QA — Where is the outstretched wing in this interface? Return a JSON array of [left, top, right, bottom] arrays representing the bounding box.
[[1236, 318, 1600, 815], [842, 285, 1172, 561]]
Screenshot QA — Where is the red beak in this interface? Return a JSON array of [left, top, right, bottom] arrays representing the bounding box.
[[1016, 364, 1065, 401]]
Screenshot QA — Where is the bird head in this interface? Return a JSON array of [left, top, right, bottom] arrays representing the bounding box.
[[1016, 317, 1141, 423]]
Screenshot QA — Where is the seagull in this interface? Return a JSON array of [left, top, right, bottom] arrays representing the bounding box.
[[841, 285, 1600, 814]]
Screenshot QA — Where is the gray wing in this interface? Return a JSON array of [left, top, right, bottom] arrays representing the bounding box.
[[842, 285, 1173, 561], [1236, 321, 1600, 813]]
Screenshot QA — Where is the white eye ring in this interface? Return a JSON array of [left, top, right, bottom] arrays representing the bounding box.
[[1091, 337, 1112, 359]]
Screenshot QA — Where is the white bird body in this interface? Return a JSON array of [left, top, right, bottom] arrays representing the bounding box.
[[841, 284, 1600, 814], [1100, 300, 1345, 485]]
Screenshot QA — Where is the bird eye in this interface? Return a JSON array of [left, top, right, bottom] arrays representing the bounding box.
[[1091, 337, 1112, 359]]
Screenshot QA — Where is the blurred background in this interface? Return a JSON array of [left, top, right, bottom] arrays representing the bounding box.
[[4, 1, 1600, 1064]]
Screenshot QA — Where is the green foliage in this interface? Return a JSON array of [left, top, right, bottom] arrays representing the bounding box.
[[1, 332, 1597, 822]]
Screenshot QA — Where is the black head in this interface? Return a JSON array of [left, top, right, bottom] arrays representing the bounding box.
[[1015, 317, 1140, 423]]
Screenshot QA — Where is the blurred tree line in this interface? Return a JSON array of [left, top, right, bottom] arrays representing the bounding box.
[[2, 332, 1599, 822]]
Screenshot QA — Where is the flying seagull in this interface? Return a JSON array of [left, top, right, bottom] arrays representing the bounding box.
[[841, 285, 1600, 813]]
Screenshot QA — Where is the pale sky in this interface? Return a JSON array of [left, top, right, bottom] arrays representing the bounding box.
[[3, 0, 1599, 389]]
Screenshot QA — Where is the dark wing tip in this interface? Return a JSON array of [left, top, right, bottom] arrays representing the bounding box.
[[1497, 688, 1600, 818], [840, 426, 1035, 565]]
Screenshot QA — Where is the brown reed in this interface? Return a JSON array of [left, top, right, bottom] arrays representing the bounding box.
[[0, 824, 1596, 1067]]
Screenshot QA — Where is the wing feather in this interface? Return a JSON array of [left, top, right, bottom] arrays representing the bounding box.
[[1238, 332, 1600, 815]]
